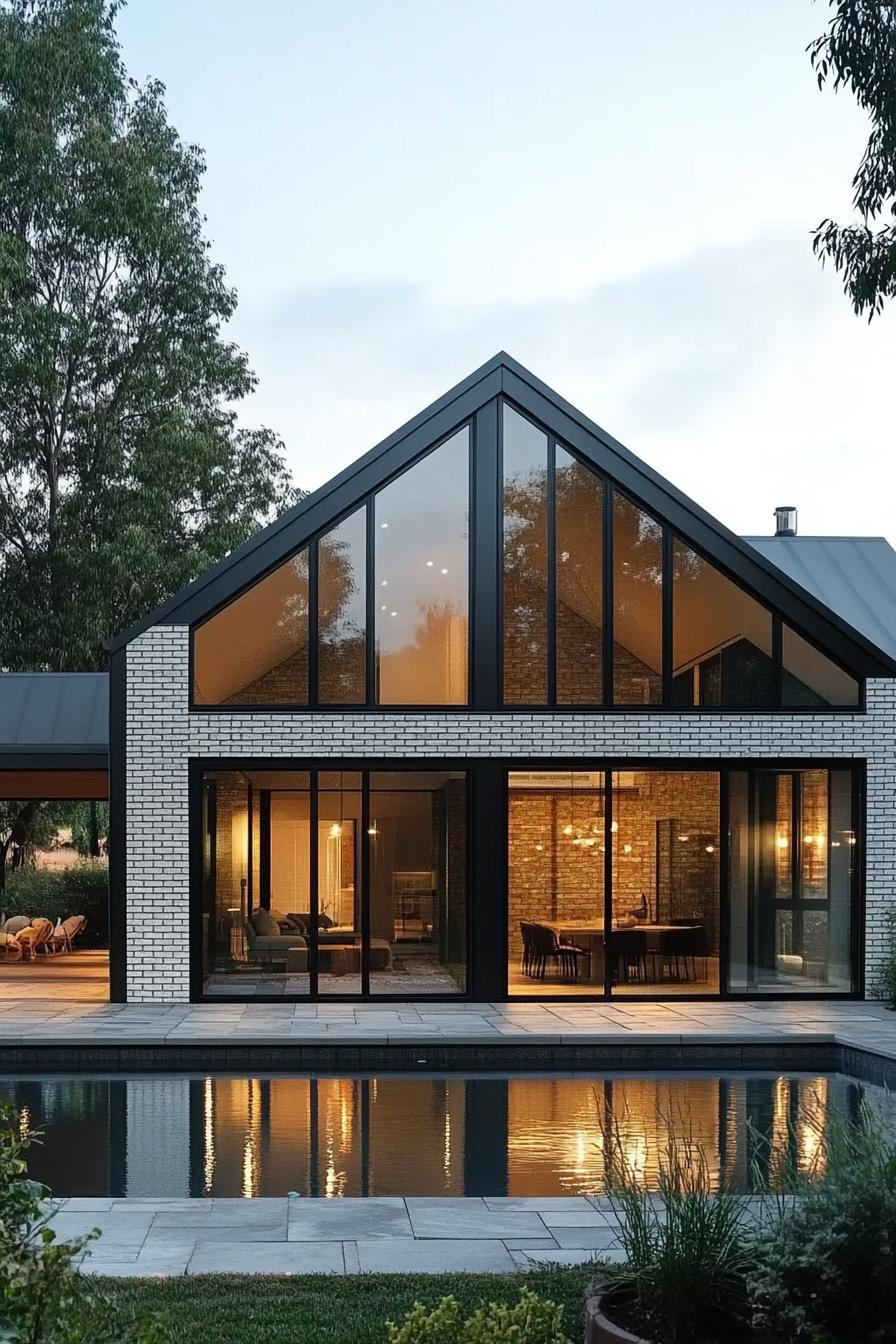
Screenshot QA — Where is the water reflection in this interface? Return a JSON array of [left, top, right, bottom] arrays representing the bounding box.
[[0, 1071, 884, 1199]]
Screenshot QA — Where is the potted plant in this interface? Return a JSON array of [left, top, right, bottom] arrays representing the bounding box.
[[586, 1125, 753, 1344]]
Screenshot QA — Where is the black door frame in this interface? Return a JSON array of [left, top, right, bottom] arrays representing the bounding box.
[[188, 755, 864, 1004]]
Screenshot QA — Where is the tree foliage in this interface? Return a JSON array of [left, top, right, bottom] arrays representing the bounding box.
[[0, 0, 296, 672], [810, 1, 896, 318]]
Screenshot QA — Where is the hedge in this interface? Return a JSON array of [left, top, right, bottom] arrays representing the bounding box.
[[1, 863, 109, 947]]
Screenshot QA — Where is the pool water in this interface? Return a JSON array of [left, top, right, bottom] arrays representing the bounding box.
[[0, 1071, 888, 1199]]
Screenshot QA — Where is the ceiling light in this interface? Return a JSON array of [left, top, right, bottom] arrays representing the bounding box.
[[426, 560, 434, 567], [776, 836, 789, 849], [381, 579, 388, 587], [380, 522, 388, 529], [705, 844, 715, 853], [390, 610, 397, 617], [440, 567, 448, 575]]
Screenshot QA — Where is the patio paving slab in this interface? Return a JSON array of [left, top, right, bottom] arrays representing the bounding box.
[[405, 1203, 548, 1240], [287, 1197, 413, 1241], [188, 1241, 345, 1275], [356, 1238, 517, 1273]]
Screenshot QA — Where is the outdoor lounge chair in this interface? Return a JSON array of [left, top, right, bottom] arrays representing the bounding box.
[[0, 930, 22, 961], [17, 917, 54, 960], [49, 914, 87, 954]]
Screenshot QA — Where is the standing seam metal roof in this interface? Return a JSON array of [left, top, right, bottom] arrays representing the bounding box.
[[744, 537, 896, 664], [0, 673, 108, 753]]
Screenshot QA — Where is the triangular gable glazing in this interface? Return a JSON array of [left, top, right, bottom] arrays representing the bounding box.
[[190, 387, 862, 711]]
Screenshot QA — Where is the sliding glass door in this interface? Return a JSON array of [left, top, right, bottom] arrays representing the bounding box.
[[507, 764, 858, 999], [200, 769, 468, 999]]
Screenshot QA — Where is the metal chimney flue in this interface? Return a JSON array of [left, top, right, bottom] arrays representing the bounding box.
[[774, 506, 797, 537]]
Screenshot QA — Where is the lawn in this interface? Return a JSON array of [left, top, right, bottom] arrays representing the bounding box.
[[115, 1268, 592, 1344]]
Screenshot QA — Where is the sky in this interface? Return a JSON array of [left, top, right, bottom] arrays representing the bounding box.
[[116, 0, 896, 540]]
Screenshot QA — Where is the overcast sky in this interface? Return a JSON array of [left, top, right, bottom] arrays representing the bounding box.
[[117, 0, 895, 540]]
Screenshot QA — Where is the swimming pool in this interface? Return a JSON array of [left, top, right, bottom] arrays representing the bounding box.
[[1, 1070, 888, 1199]]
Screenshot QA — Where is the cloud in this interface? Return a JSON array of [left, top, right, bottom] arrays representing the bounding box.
[[230, 230, 896, 538]]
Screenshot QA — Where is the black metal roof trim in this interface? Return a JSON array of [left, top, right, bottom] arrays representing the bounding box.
[[104, 353, 896, 678]]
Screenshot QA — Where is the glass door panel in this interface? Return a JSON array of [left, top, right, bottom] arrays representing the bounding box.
[[506, 770, 605, 996], [369, 772, 467, 995], [727, 768, 855, 993], [317, 779, 362, 995], [610, 771, 720, 996]]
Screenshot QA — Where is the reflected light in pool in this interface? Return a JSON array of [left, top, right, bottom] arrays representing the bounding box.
[[0, 1071, 885, 1200]]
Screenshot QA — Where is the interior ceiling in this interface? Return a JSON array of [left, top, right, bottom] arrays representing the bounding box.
[[193, 555, 309, 703]]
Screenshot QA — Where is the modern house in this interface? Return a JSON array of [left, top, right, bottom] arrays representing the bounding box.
[[4, 354, 896, 1005]]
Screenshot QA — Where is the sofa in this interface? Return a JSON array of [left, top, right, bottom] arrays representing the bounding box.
[[244, 908, 308, 969]]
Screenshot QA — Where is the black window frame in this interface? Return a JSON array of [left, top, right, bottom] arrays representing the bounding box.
[[186, 395, 866, 715], [189, 755, 864, 1004], [189, 424, 475, 712], [497, 398, 864, 712]]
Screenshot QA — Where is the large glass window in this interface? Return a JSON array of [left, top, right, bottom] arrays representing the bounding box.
[[782, 626, 860, 707], [613, 494, 662, 704], [672, 541, 774, 706], [374, 429, 470, 704], [556, 448, 603, 705], [193, 550, 309, 705], [318, 508, 366, 704], [728, 767, 855, 993], [200, 769, 467, 998], [503, 405, 549, 703]]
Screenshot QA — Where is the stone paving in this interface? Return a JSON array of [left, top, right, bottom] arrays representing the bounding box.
[[6, 997, 896, 1277], [0, 997, 895, 1055], [53, 1196, 627, 1277]]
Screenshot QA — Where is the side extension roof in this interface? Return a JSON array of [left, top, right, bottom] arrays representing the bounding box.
[[106, 352, 896, 678]]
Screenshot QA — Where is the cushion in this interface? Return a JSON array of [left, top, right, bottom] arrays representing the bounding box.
[[3, 915, 30, 935], [250, 908, 279, 937]]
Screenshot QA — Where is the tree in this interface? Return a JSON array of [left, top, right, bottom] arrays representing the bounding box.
[[810, 1, 896, 318], [0, 0, 297, 673], [0, 799, 55, 890]]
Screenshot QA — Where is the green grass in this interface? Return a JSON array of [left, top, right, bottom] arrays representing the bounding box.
[[114, 1268, 592, 1344]]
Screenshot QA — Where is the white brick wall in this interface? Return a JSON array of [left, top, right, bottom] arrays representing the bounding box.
[[126, 625, 896, 1003]]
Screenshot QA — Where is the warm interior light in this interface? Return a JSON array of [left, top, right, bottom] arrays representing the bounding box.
[[677, 834, 690, 842], [562, 824, 574, 836], [610, 820, 619, 833], [367, 825, 378, 836], [622, 843, 632, 854], [705, 844, 716, 853], [776, 836, 789, 849], [329, 823, 342, 838]]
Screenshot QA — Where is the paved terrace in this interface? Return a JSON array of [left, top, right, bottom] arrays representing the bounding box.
[[56, 1195, 630, 1277], [0, 998, 895, 1055], [5, 998, 896, 1277]]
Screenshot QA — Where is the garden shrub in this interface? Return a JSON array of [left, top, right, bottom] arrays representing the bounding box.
[[0, 1104, 164, 1343], [749, 1102, 896, 1344], [602, 1121, 751, 1344], [2, 862, 109, 946], [386, 1288, 572, 1344]]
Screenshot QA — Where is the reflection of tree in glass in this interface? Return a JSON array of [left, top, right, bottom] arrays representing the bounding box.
[[503, 466, 548, 698]]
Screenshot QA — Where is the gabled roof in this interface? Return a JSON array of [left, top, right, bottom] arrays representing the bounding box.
[[745, 536, 896, 663], [0, 673, 108, 755], [106, 353, 896, 677]]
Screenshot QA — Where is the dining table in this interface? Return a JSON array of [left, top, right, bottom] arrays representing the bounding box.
[[550, 922, 698, 985]]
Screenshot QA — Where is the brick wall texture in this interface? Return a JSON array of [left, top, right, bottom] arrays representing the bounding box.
[[125, 625, 896, 1003]]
